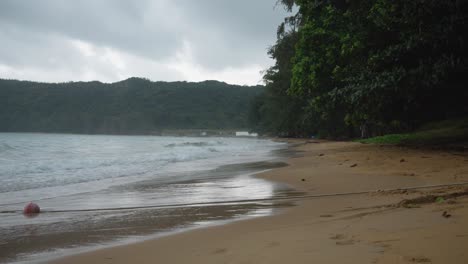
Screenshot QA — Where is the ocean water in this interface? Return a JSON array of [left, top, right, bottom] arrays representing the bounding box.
[[0, 133, 290, 263]]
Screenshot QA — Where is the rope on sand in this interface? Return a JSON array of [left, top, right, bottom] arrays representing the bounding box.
[[1, 182, 468, 214]]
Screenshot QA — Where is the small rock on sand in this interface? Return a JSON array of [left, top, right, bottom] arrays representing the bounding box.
[[350, 164, 358, 168]]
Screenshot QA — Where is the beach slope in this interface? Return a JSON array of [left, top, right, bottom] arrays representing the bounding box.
[[52, 141, 468, 264]]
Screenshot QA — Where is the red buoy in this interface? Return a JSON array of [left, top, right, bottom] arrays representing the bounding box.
[[23, 202, 40, 215]]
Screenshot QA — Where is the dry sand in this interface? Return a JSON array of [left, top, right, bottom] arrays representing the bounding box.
[[51, 140, 468, 264]]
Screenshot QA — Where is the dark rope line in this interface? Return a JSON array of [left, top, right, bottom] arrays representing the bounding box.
[[0, 189, 99, 208], [2, 182, 468, 214]]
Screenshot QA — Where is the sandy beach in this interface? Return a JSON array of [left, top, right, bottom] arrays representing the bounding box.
[[51, 140, 468, 264]]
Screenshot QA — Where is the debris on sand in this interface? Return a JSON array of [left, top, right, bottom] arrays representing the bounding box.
[[398, 190, 468, 208], [407, 256, 431, 263], [320, 214, 333, 218]]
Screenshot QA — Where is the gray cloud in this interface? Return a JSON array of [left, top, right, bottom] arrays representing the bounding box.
[[0, 0, 287, 84]]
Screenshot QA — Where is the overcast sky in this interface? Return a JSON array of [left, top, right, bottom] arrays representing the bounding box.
[[0, 0, 288, 85]]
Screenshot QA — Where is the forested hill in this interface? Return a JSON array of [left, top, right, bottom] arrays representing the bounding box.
[[0, 78, 263, 134]]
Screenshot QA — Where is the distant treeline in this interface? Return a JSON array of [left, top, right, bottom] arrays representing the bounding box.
[[0, 78, 263, 134], [250, 0, 468, 138]]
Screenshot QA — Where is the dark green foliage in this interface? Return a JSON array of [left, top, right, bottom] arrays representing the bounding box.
[[248, 9, 312, 137], [0, 78, 263, 134], [251, 0, 468, 138]]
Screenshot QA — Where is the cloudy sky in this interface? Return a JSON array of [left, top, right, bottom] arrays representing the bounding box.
[[0, 0, 288, 85]]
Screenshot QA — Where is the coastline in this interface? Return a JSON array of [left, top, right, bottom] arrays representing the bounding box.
[[1, 166, 293, 264], [0, 135, 292, 264], [51, 140, 468, 264]]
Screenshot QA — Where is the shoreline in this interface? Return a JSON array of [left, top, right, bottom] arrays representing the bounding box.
[[1, 139, 293, 264], [52, 140, 468, 263]]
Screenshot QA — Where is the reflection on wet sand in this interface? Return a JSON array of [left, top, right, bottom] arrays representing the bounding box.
[[0, 161, 298, 263], [1, 199, 295, 263]]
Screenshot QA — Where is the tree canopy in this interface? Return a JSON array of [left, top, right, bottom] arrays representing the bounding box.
[[251, 0, 468, 138]]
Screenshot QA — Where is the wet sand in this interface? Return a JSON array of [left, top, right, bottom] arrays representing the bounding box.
[[52, 140, 468, 263]]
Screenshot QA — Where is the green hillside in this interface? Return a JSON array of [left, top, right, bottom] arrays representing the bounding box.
[[0, 78, 263, 134]]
